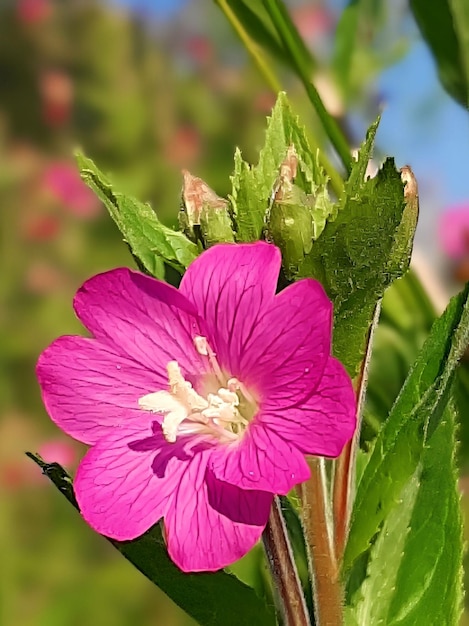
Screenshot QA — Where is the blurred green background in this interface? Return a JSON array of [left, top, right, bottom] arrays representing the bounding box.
[[1, 1, 469, 624]]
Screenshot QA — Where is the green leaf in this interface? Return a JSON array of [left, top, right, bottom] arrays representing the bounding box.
[[77, 154, 199, 278], [26, 454, 276, 626], [230, 92, 328, 243], [364, 270, 436, 429], [454, 363, 469, 469], [346, 405, 463, 626], [345, 466, 421, 625], [298, 119, 416, 377], [410, 0, 469, 107], [344, 283, 469, 570]]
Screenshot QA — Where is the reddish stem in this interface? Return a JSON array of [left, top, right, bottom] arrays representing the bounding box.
[[262, 497, 311, 626], [299, 458, 343, 626]]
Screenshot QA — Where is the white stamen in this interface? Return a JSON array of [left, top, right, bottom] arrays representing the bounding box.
[[193, 335, 209, 356], [217, 388, 239, 405], [138, 360, 249, 444], [227, 377, 240, 391], [193, 335, 225, 386], [228, 377, 256, 405]]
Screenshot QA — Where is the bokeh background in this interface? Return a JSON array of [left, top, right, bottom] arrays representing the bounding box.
[[2, 0, 469, 624]]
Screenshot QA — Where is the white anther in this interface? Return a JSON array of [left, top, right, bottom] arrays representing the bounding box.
[[218, 388, 239, 405]]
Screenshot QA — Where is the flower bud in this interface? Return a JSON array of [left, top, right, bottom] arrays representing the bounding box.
[[388, 165, 419, 276], [180, 170, 235, 247], [265, 146, 313, 278]]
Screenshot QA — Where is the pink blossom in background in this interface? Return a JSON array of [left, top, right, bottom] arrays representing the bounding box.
[[291, 3, 335, 59], [37, 243, 355, 572], [292, 4, 334, 41], [39, 71, 73, 127], [17, 0, 51, 24], [43, 162, 101, 218], [254, 91, 277, 114], [164, 126, 201, 168], [1, 440, 76, 489], [22, 213, 60, 241], [25, 262, 67, 295], [439, 205, 469, 260], [185, 35, 214, 67], [39, 440, 77, 467]]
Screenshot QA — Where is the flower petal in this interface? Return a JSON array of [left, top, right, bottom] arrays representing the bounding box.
[[208, 423, 310, 495], [239, 278, 333, 407], [260, 357, 356, 457], [37, 335, 162, 444], [73, 268, 206, 379], [164, 450, 272, 572], [74, 421, 193, 540], [179, 242, 281, 376]]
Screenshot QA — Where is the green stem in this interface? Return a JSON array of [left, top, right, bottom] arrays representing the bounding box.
[[214, 0, 281, 93], [262, 0, 352, 174], [214, 0, 344, 196]]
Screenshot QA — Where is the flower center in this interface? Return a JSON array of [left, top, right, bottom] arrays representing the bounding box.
[[138, 337, 256, 444]]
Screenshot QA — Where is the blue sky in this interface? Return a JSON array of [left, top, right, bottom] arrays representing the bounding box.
[[110, 0, 187, 18], [377, 41, 469, 205]]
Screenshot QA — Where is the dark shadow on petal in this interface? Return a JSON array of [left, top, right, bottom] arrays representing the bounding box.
[[127, 421, 163, 452], [128, 422, 209, 479], [205, 468, 272, 527], [151, 446, 193, 478]]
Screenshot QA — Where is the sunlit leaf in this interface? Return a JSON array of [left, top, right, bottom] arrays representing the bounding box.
[[344, 284, 469, 569], [77, 154, 199, 278], [298, 119, 417, 378], [346, 404, 462, 625]]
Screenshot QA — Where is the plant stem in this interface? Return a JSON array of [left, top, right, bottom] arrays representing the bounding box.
[[332, 301, 382, 559], [262, 496, 311, 626], [262, 0, 352, 174], [299, 457, 343, 626], [214, 0, 281, 93], [214, 0, 344, 197]]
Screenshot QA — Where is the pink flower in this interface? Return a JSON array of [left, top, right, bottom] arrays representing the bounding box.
[[439, 205, 469, 259], [39, 71, 73, 127], [43, 162, 100, 218], [185, 35, 214, 66], [164, 125, 201, 169], [21, 214, 61, 241], [1, 440, 77, 490], [292, 5, 334, 41], [37, 242, 355, 572], [17, 0, 51, 24]]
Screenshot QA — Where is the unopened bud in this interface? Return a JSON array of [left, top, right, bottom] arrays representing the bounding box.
[[180, 170, 235, 247], [388, 165, 419, 275], [265, 146, 313, 279]]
